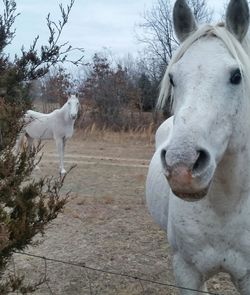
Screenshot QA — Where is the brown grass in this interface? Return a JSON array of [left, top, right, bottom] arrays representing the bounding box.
[[74, 123, 156, 145], [8, 136, 239, 295]]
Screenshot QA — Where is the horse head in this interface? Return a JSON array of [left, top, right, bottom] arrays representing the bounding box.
[[67, 94, 80, 120], [160, 0, 250, 201]]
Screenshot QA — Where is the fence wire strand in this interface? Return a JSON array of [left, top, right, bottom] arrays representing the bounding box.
[[13, 251, 223, 295]]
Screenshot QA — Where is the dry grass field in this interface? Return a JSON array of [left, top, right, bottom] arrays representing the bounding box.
[[9, 131, 238, 295]]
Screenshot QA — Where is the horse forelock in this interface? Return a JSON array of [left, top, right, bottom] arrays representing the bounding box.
[[158, 24, 250, 110], [68, 94, 79, 103]]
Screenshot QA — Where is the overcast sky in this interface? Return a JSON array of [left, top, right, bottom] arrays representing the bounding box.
[[6, 0, 224, 66]]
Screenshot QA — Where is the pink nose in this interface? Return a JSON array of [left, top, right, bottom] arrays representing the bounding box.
[[160, 146, 211, 199], [166, 165, 193, 191], [161, 147, 210, 177]]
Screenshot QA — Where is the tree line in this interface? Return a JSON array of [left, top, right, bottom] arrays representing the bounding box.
[[35, 0, 213, 130]]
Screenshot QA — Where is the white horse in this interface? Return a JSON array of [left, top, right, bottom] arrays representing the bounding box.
[[146, 0, 250, 294], [15, 94, 80, 175]]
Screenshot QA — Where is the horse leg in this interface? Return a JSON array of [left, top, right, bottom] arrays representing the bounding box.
[[14, 134, 22, 155], [25, 134, 41, 170], [26, 134, 34, 153], [173, 254, 206, 294], [14, 131, 26, 155], [55, 137, 66, 175]]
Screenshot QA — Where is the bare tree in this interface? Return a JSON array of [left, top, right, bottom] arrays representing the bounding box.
[[39, 67, 73, 106], [189, 0, 213, 23], [137, 0, 213, 67], [135, 0, 213, 118], [138, 0, 175, 66]]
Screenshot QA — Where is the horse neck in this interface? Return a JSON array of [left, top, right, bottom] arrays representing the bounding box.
[[59, 103, 72, 123]]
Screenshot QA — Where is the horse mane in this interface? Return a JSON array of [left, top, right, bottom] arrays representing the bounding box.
[[158, 24, 250, 109]]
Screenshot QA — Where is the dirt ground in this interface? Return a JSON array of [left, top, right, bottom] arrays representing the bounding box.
[[9, 133, 238, 295]]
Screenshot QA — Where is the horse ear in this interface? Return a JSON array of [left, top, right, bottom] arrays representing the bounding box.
[[226, 0, 249, 42], [173, 0, 197, 43]]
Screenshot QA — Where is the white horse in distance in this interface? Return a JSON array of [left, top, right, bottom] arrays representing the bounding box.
[[146, 0, 250, 294], [15, 94, 80, 175]]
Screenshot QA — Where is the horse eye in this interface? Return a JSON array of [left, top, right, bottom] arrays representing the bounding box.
[[169, 73, 175, 87], [230, 69, 242, 85]]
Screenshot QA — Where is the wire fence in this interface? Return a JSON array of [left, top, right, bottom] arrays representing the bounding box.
[[12, 251, 223, 295]]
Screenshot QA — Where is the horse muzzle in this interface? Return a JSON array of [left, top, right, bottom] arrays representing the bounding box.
[[161, 147, 214, 201]]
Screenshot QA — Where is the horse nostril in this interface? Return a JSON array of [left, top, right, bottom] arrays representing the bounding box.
[[192, 149, 210, 175], [160, 148, 170, 177]]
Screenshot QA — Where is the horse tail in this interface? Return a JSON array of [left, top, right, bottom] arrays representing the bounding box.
[[14, 131, 27, 155]]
